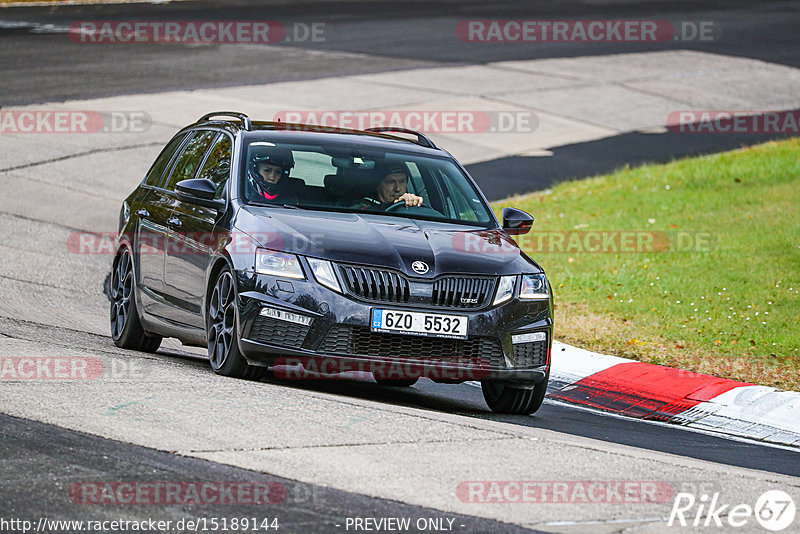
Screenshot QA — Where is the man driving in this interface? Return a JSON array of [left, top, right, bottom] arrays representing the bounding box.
[[353, 163, 424, 210]]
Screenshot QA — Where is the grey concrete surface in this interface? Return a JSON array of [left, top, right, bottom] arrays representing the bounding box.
[[4, 50, 799, 172]]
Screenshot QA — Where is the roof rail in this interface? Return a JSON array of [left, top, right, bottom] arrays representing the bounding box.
[[364, 127, 437, 149], [198, 111, 252, 131]]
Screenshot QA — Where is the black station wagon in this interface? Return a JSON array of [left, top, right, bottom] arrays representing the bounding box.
[[109, 112, 553, 414]]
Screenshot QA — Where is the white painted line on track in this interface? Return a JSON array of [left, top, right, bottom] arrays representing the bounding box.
[[543, 398, 800, 454]]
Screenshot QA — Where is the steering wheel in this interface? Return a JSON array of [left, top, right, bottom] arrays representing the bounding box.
[[385, 200, 429, 212], [384, 201, 441, 217]]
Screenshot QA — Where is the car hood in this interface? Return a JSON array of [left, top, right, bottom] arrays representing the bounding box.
[[234, 206, 542, 278]]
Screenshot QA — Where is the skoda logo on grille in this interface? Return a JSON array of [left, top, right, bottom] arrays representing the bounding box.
[[411, 261, 429, 274]]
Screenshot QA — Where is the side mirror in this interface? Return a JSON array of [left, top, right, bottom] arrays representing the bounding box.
[[502, 207, 534, 235], [176, 178, 225, 209]]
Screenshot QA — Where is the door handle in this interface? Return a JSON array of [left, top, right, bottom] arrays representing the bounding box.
[[167, 217, 182, 227], [136, 208, 150, 217]]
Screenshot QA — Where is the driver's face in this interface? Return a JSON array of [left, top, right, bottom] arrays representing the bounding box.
[[376, 172, 408, 203], [257, 162, 283, 184]]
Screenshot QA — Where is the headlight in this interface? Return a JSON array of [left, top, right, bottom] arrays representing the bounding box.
[[493, 275, 516, 305], [255, 249, 304, 279], [520, 273, 549, 300], [308, 258, 341, 293]]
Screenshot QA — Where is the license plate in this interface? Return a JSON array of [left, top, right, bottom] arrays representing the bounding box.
[[371, 309, 468, 340]]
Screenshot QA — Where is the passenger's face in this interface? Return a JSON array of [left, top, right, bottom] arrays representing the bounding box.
[[376, 172, 408, 202], [257, 162, 283, 184]]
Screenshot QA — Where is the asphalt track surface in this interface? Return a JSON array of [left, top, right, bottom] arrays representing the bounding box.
[[0, 413, 539, 533], [1, 0, 799, 531], [2, 0, 800, 104]]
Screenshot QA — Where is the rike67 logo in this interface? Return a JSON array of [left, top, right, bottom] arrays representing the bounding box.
[[669, 490, 796, 531]]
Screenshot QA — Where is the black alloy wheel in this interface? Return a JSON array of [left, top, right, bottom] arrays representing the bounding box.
[[207, 268, 266, 380], [110, 248, 162, 352]]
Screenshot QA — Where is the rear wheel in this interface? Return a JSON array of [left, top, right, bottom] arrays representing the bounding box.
[[207, 268, 266, 380], [481, 372, 549, 415], [110, 248, 162, 352]]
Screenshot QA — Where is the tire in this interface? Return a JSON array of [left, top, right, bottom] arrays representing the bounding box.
[[481, 372, 549, 415], [110, 248, 162, 353], [207, 267, 266, 380], [373, 375, 419, 387]]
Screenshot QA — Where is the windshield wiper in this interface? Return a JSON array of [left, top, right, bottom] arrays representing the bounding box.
[[251, 202, 304, 210]]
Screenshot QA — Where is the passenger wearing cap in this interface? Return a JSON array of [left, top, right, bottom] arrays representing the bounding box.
[[248, 147, 298, 204], [353, 164, 424, 210]]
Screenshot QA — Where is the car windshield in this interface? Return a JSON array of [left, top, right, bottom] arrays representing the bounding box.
[[240, 139, 495, 226]]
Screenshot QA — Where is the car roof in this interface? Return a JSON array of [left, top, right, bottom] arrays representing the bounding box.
[[189, 112, 447, 157], [243, 127, 449, 157]]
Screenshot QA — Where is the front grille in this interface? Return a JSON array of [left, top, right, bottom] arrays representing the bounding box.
[[248, 316, 310, 347], [432, 277, 494, 308], [320, 325, 504, 368], [338, 265, 409, 303], [337, 264, 495, 309], [512, 341, 548, 367]]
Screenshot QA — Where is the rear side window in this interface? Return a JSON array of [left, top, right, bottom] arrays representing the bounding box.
[[291, 151, 335, 186], [163, 130, 219, 191], [195, 134, 233, 199], [142, 133, 188, 187]]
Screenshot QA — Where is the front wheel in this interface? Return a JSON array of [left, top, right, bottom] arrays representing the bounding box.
[[481, 373, 549, 415], [207, 268, 266, 380], [110, 248, 162, 353]]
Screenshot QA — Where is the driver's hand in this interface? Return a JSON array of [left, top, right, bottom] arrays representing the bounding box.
[[395, 193, 423, 207]]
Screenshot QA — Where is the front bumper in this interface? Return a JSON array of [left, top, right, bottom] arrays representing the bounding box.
[[234, 269, 553, 385]]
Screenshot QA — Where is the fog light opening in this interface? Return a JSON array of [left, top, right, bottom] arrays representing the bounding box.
[[259, 306, 312, 326], [511, 332, 547, 344]]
